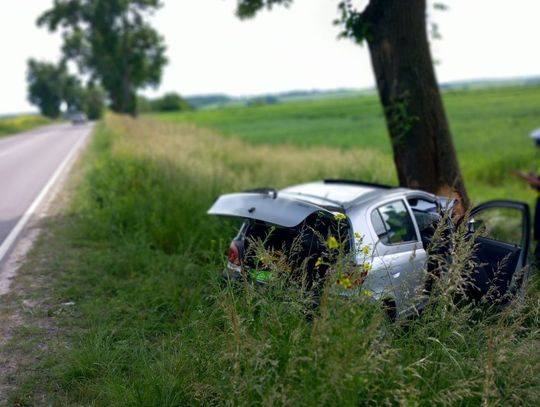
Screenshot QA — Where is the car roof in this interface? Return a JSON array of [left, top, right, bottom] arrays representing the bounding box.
[[280, 180, 432, 210]]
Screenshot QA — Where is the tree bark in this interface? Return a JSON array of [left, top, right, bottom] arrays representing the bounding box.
[[363, 0, 469, 209]]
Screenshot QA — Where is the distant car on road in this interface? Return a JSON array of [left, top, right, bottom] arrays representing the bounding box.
[[208, 180, 531, 318], [70, 112, 87, 125]]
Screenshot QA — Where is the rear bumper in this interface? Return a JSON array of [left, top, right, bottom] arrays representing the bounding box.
[[221, 263, 270, 286]]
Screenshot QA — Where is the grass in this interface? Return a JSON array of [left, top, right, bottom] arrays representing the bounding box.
[[0, 114, 54, 137], [156, 85, 540, 206], [6, 105, 540, 405]]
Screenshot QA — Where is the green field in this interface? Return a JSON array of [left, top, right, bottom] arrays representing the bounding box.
[[0, 114, 53, 137], [157, 85, 540, 205], [5, 87, 540, 405]]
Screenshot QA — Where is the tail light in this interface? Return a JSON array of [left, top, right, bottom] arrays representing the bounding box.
[[228, 241, 240, 266]]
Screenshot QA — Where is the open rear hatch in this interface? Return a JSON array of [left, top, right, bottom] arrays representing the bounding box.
[[208, 191, 351, 284], [208, 191, 335, 228]]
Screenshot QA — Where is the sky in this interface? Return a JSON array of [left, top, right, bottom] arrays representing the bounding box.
[[1, 0, 539, 115]]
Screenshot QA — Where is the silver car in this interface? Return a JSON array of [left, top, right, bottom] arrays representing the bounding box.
[[208, 180, 531, 318]]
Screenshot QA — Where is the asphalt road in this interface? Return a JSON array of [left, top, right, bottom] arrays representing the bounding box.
[[0, 122, 93, 262]]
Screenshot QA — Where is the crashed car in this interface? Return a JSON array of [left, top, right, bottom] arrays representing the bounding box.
[[208, 180, 531, 318]]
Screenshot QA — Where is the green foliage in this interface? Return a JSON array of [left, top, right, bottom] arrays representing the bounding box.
[[138, 93, 192, 113], [385, 90, 419, 144], [26, 59, 80, 118], [62, 74, 85, 112], [234, 0, 370, 43], [236, 0, 293, 19], [335, 0, 372, 44], [37, 0, 167, 115], [27, 59, 106, 120], [83, 85, 106, 120]]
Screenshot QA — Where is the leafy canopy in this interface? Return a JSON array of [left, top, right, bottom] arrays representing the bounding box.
[[27, 59, 107, 119], [37, 0, 167, 114], [236, 0, 368, 42], [27, 59, 80, 118]]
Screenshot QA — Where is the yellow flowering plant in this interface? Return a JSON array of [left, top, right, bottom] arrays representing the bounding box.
[[326, 235, 339, 250], [333, 212, 347, 221], [328, 222, 374, 292]]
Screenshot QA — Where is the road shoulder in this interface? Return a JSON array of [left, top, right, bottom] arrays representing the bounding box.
[[0, 126, 91, 404]]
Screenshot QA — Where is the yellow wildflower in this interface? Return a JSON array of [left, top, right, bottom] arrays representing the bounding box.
[[361, 289, 373, 298], [315, 257, 323, 268], [326, 235, 339, 250], [334, 212, 347, 221], [362, 245, 370, 256], [363, 262, 372, 273], [340, 276, 352, 289], [354, 232, 363, 240], [258, 253, 272, 264]]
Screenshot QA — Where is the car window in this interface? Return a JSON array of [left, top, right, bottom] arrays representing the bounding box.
[[370, 210, 388, 240], [407, 198, 440, 233], [371, 200, 417, 245], [408, 198, 438, 213]]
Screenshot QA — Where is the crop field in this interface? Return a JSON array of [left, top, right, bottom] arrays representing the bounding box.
[[157, 85, 540, 206], [6, 86, 540, 405], [0, 114, 53, 137]]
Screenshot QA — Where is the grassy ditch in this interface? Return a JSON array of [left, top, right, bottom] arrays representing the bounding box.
[[0, 115, 54, 138], [7, 114, 540, 406]]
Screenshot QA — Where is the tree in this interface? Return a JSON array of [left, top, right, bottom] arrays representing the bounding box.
[[151, 92, 192, 112], [137, 92, 192, 113], [37, 0, 167, 116], [83, 85, 106, 120], [27, 59, 79, 118], [236, 0, 469, 208], [63, 74, 85, 112]]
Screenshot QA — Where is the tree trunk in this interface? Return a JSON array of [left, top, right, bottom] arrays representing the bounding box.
[[363, 0, 469, 209]]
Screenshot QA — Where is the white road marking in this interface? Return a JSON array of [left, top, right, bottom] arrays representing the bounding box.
[[0, 127, 91, 264]]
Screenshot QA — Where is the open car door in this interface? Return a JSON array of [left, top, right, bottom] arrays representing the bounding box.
[[468, 200, 531, 301]]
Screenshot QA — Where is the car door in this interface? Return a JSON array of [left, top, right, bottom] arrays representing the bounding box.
[[468, 200, 531, 301], [369, 199, 427, 314]]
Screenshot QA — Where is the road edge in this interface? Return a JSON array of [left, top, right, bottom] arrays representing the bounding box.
[[0, 123, 94, 296]]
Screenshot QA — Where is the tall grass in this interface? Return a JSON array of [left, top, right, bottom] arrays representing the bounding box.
[[10, 114, 540, 406], [156, 85, 540, 206]]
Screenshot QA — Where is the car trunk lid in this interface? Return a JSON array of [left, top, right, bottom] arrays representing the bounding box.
[[207, 191, 336, 227]]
